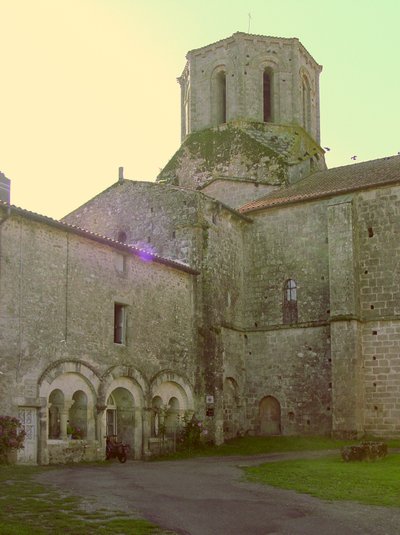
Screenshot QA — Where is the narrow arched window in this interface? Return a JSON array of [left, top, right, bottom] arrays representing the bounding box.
[[216, 71, 227, 124], [283, 279, 298, 324], [263, 69, 272, 122], [302, 76, 311, 132]]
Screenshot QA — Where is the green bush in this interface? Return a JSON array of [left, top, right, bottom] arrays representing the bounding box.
[[177, 413, 207, 450], [0, 415, 26, 463]]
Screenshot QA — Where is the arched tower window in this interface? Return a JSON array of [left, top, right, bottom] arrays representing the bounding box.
[[263, 69, 273, 122], [216, 71, 227, 124], [212, 69, 227, 125], [302, 75, 311, 133], [283, 279, 298, 324]]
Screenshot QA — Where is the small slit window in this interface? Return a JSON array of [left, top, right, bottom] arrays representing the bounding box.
[[114, 303, 127, 345]]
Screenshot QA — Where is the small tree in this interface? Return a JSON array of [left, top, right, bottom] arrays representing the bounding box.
[[0, 416, 26, 463]]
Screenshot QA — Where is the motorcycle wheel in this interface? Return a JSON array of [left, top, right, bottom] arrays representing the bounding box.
[[118, 452, 127, 463]]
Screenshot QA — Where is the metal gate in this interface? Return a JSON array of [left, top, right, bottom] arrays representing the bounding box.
[[17, 407, 37, 464]]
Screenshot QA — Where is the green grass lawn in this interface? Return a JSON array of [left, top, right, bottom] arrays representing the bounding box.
[[0, 465, 171, 535], [245, 454, 400, 507], [153, 435, 400, 460], [2, 436, 399, 533]]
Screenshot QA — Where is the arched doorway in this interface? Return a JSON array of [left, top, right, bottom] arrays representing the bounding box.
[[223, 377, 241, 439], [259, 396, 281, 435], [106, 387, 135, 449]]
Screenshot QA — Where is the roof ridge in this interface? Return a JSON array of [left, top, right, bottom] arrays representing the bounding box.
[[0, 201, 198, 275], [187, 32, 297, 56], [240, 154, 400, 213]]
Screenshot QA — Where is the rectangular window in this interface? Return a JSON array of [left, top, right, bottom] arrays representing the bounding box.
[[114, 303, 127, 344], [115, 254, 127, 274]]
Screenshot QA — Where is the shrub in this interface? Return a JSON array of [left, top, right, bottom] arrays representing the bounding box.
[[0, 416, 26, 463], [340, 441, 388, 462], [67, 423, 84, 439], [177, 413, 208, 450]]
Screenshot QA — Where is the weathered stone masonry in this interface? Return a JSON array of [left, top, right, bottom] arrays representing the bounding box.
[[1, 31, 400, 464]]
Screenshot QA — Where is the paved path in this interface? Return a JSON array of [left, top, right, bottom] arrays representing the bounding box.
[[38, 452, 400, 535]]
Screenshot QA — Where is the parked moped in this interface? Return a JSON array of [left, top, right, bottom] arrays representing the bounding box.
[[105, 435, 130, 463]]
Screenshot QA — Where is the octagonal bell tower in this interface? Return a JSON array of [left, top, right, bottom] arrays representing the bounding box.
[[158, 33, 326, 206], [179, 32, 322, 143]]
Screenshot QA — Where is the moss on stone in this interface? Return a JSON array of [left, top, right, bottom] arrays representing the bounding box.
[[157, 122, 288, 185]]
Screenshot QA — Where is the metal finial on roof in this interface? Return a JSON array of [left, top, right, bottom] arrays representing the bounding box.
[[248, 13, 252, 33], [118, 167, 124, 183]]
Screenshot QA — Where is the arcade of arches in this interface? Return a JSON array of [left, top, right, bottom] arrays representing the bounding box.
[[38, 361, 194, 464]]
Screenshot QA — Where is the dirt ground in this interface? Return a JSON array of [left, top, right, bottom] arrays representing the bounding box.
[[37, 451, 400, 535]]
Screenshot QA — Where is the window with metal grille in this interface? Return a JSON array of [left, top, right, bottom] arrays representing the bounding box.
[[283, 279, 298, 324]]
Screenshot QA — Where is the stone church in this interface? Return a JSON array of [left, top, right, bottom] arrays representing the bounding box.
[[1, 32, 399, 464]]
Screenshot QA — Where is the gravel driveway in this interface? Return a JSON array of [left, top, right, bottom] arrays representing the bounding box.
[[37, 451, 400, 535]]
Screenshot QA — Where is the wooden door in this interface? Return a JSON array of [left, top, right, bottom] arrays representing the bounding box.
[[259, 396, 281, 435]]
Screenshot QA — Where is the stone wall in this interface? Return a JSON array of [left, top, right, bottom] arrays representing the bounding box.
[[0, 213, 197, 380], [0, 210, 199, 462], [63, 181, 202, 266], [243, 325, 331, 435], [236, 200, 332, 434], [356, 185, 400, 436], [47, 179, 249, 444], [201, 179, 277, 209], [243, 200, 330, 328]]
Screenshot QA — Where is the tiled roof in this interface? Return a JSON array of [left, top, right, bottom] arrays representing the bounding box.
[[240, 155, 400, 213], [0, 201, 199, 275]]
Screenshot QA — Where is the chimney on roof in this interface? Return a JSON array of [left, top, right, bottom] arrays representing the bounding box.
[[118, 166, 124, 183], [0, 172, 10, 204]]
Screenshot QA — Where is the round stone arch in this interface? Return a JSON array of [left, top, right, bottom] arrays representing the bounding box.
[[150, 370, 195, 412], [37, 360, 101, 463], [99, 365, 148, 407], [150, 371, 195, 439], [252, 55, 279, 72], [38, 359, 101, 401], [99, 366, 148, 459], [205, 60, 228, 84], [299, 66, 313, 90]]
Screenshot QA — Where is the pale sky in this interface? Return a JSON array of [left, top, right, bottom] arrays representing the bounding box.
[[1, 0, 399, 219]]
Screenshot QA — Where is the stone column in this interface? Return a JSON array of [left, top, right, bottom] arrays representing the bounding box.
[[60, 401, 73, 440], [38, 404, 49, 465], [142, 407, 152, 459], [133, 407, 143, 460], [48, 403, 63, 439]]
